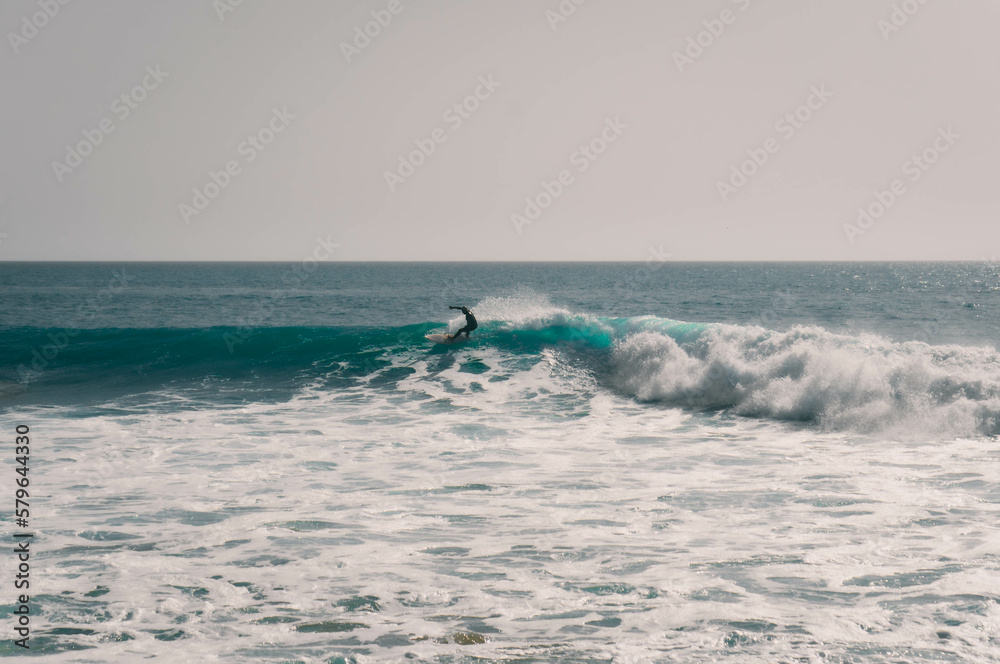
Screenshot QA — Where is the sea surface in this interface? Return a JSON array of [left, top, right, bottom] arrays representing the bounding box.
[[1, 262, 999, 663]]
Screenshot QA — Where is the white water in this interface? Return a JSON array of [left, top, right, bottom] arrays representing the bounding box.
[[612, 323, 1000, 438], [10, 329, 1000, 662]]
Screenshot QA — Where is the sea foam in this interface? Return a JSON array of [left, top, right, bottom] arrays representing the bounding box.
[[610, 323, 1000, 437]]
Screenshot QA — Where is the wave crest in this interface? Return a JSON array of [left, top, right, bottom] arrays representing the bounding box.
[[610, 324, 1000, 437]]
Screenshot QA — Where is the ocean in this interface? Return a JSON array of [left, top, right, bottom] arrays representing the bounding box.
[[1, 262, 999, 663]]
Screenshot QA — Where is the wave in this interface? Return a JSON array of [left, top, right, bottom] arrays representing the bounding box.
[[3, 297, 999, 436], [610, 324, 1000, 437]]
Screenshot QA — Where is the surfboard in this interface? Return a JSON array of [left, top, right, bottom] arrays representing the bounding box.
[[426, 333, 463, 345]]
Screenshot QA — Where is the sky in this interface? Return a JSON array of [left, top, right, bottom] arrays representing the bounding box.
[[1, 0, 998, 261]]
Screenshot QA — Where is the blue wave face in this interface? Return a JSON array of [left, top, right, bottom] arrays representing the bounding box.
[[0, 316, 704, 405], [4, 313, 1000, 437], [1, 325, 425, 407]]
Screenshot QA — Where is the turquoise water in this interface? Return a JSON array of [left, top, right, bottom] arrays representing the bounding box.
[[1, 263, 999, 662]]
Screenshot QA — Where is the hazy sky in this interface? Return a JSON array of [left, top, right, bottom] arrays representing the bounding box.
[[1, 0, 998, 261]]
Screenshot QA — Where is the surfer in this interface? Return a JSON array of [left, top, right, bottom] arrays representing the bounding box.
[[448, 306, 477, 340]]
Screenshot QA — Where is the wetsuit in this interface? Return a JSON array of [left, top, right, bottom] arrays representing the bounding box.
[[449, 306, 477, 339]]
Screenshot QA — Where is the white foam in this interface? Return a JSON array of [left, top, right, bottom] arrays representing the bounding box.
[[10, 315, 1000, 661], [611, 324, 1000, 437]]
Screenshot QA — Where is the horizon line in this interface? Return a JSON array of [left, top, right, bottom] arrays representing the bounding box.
[[0, 259, 995, 264]]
